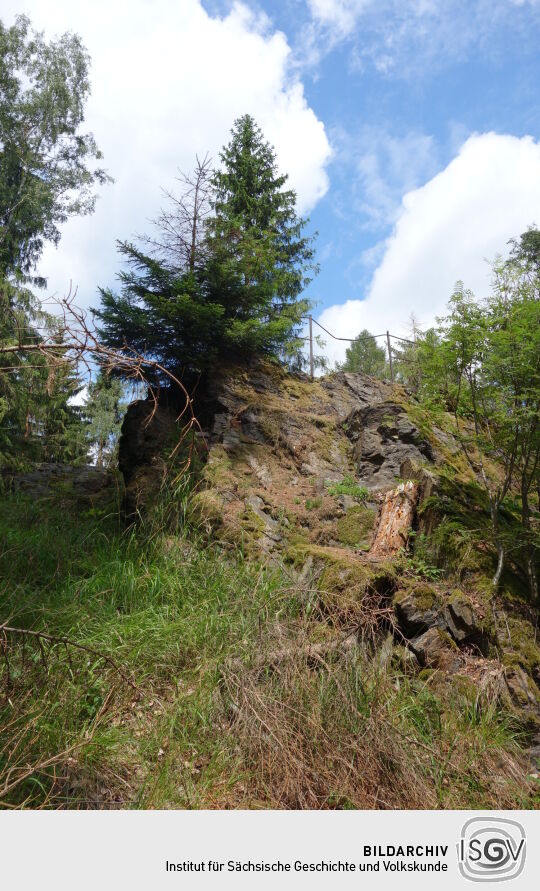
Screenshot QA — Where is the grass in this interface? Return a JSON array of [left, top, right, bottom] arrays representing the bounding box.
[[327, 475, 369, 502], [0, 488, 536, 809]]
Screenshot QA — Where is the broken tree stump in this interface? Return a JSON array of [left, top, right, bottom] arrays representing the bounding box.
[[370, 480, 419, 556]]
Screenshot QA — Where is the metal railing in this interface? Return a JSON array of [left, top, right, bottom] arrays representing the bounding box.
[[304, 314, 415, 381]]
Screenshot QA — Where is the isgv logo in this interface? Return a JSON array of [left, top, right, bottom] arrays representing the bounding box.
[[458, 818, 526, 882]]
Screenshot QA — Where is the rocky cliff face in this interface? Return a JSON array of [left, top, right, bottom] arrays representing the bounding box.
[[119, 360, 540, 763], [9, 463, 117, 502]]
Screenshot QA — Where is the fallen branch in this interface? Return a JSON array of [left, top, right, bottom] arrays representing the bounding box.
[[0, 740, 83, 799], [0, 624, 144, 696]]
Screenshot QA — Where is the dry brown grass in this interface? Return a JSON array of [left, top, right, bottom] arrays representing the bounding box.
[[219, 638, 533, 810]]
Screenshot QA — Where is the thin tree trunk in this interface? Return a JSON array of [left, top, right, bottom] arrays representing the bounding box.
[[490, 499, 505, 588], [521, 478, 539, 604], [189, 177, 200, 273]]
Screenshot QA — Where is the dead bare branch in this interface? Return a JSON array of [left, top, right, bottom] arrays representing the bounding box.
[[0, 284, 207, 475], [0, 623, 144, 696]]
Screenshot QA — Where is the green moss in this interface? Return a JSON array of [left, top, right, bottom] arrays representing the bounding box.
[[437, 628, 459, 651], [336, 506, 376, 547], [286, 543, 380, 616], [395, 582, 438, 611], [418, 668, 436, 681], [448, 588, 467, 603], [202, 446, 236, 489], [239, 505, 267, 540], [502, 653, 523, 670], [319, 557, 371, 597], [504, 617, 540, 673], [451, 675, 479, 702], [391, 645, 419, 673]]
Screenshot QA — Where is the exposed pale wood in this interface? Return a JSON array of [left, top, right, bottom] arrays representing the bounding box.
[[370, 481, 419, 556]]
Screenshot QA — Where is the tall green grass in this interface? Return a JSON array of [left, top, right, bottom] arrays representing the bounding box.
[[0, 490, 535, 809]]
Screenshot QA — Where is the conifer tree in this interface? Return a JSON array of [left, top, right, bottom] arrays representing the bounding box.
[[339, 330, 388, 378], [95, 115, 317, 380], [204, 114, 316, 361], [0, 14, 108, 467]]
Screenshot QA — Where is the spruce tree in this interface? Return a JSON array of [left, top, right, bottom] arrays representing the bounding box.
[[95, 115, 316, 381], [205, 114, 316, 361], [340, 330, 388, 378]]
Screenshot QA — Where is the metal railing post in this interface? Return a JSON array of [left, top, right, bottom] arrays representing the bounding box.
[[386, 330, 394, 382], [309, 314, 314, 381]]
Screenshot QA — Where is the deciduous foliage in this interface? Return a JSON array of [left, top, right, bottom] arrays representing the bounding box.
[[84, 372, 127, 468], [0, 13, 109, 466], [0, 14, 110, 285], [398, 234, 540, 602]]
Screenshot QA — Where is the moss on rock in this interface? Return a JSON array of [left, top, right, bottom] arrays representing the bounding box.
[[336, 505, 376, 547]]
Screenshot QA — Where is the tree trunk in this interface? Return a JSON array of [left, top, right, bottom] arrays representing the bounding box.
[[370, 481, 419, 557], [521, 479, 539, 605], [490, 500, 505, 588]]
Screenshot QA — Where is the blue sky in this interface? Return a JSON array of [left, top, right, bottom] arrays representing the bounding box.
[[265, 0, 540, 341], [4, 0, 540, 364]]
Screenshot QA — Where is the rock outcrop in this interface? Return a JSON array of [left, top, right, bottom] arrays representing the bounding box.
[[345, 402, 434, 490], [117, 360, 540, 740], [10, 463, 116, 501], [118, 398, 179, 518]]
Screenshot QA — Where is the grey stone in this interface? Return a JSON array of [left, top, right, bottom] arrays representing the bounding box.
[[394, 589, 440, 636], [12, 463, 113, 500], [409, 627, 461, 671], [345, 403, 434, 491], [529, 745, 540, 768], [439, 597, 477, 643], [246, 495, 281, 541], [504, 665, 540, 710]]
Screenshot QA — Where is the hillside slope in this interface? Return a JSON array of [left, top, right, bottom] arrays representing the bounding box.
[[1, 361, 539, 809]]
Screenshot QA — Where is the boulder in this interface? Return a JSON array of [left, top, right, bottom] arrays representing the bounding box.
[[118, 397, 180, 518], [391, 644, 420, 672], [246, 494, 282, 547], [394, 584, 440, 636], [12, 463, 115, 500], [345, 403, 434, 491], [410, 627, 461, 671], [504, 665, 540, 711], [439, 595, 478, 643]]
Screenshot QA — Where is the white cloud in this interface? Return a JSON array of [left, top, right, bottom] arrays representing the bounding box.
[[3, 0, 331, 308], [348, 129, 438, 230], [318, 133, 540, 366], [68, 385, 88, 408], [305, 0, 540, 73], [307, 1, 370, 36]]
